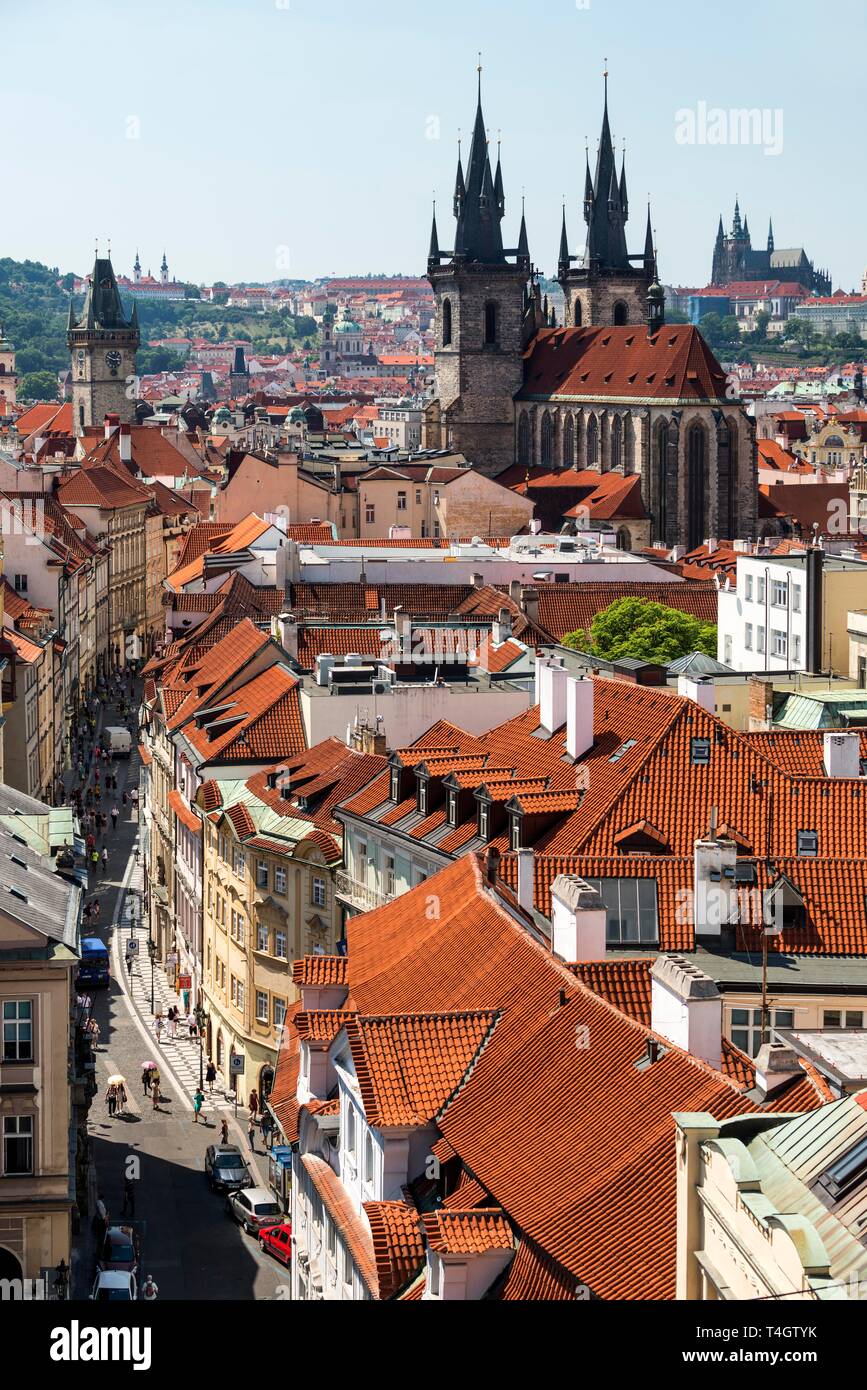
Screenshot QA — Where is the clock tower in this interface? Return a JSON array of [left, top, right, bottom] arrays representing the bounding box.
[[67, 253, 140, 435]]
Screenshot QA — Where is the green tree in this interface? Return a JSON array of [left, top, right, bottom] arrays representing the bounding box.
[[19, 370, 60, 401], [562, 597, 718, 664], [751, 310, 770, 341]]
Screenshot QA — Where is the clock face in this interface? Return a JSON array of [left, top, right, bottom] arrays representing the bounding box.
[[76, 350, 85, 365], [105, 350, 122, 373]]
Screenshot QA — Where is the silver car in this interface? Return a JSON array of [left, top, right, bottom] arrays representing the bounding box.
[[226, 1186, 281, 1235]]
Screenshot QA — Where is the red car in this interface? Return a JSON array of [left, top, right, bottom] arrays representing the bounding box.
[[97, 1225, 140, 1275], [258, 1221, 292, 1266]]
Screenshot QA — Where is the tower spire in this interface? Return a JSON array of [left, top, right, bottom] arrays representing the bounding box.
[[583, 144, 594, 224], [428, 200, 441, 266], [517, 196, 530, 264], [559, 203, 571, 277], [767, 217, 775, 253], [619, 145, 628, 221], [644, 202, 655, 275]]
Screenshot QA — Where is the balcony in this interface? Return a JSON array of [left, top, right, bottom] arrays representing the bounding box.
[[335, 872, 390, 914]]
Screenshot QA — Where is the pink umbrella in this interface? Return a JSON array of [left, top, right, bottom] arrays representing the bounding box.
[[141, 1060, 157, 1070]]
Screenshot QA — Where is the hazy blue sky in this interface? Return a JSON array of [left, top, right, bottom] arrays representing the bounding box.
[[6, 0, 865, 289]]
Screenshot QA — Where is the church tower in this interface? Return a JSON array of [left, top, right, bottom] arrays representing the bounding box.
[[67, 253, 140, 435], [559, 75, 653, 328], [133, 249, 142, 284], [426, 70, 536, 475], [160, 251, 169, 286], [0, 326, 19, 409]]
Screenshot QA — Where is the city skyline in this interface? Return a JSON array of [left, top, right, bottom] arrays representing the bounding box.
[[5, 0, 866, 290]]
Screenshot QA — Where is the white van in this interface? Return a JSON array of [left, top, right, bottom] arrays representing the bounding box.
[[105, 726, 132, 758]]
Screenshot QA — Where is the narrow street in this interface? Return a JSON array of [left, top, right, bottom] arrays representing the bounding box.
[[71, 683, 287, 1302]]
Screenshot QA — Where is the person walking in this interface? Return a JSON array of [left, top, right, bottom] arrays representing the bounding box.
[[111, 804, 119, 831], [120, 1177, 136, 1217], [116, 1083, 127, 1116], [187, 1010, 197, 1039], [101, 846, 108, 874], [142, 1275, 158, 1301], [205, 1059, 217, 1094], [248, 1089, 259, 1122], [151, 1081, 161, 1112], [193, 1088, 204, 1123], [220, 1118, 229, 1145], [150, 1067, 161, 1101], [247, 1119, 256, 1151], [260, 1112, 272, 1149], [155, 1015, 164, 1044], [105, 1084, 117, 1118], [142, 1066, 152, 1097], [90, 848, 99, 875]]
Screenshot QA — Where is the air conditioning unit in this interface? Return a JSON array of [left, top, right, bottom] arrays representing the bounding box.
[[371, 680, 391, 696]]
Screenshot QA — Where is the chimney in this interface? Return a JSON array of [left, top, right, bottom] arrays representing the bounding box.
[[677, 676, 716, 716], [538, 660, 568, 734], [485, 846, 501, 886], [492, 608, 512, 646], [104, 413, 119, 440], [550, 876, 606, 962], [471, 572, 484, 590], [703, 537, 718, 554], [566, 675, 594, 760], [823, 731, 860, 779], [273, 613, 299, 661], [650, 956, 722, 1070], [754, 1042, 803, 1100], [693, 835, 738, 937], [516, 849, 534, 914], [508, 579, 522, 604], [119, 423, 132, 463], [530, 518, 542, 536], [520, 587, 539, 626]]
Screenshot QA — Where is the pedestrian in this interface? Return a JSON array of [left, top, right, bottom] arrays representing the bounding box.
[[142, 1066, 152, 1096], [220, 1118, 229, 1145], [205, 1059, 217, 1094], [193, 1088, 204, 1123], [90, 849, 99, 875], [106, 1084, 117, 1117], [92, 897, 100, 922], [111, 805, 119, 830], [150, 1067, 161, 1100], [248, 1088, 259, 1122], [168, 1008, 178, 1041], [122, 789, 128, 806], [116, 1083, 127, 1115], [94, 1193, 109, 1243], [260, 1113, 272, 1149], [101, 846, 108, 874], [187, 1011, 197, 1039], [155, 1015, 164, 1043], [247, 1119, 256, 1151], [120, 1177, 136, 1217], [142, 1275, 158, 1301], [151, 1082, 160, 1111]]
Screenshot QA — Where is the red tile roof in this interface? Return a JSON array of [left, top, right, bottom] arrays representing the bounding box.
[[292, 955, 347, 988], [364, 1203, 426, 1299], [421, 1208, 514, 1255], [520, 325, 729, 404]]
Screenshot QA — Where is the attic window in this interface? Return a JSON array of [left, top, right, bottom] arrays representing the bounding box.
[[9, 855, 28, 870], [447, 791, 458, 827], [390, 769, 400, 803], [816, 1135, 867, 1203], [691, 738, 711, 766], [609, 739, 638, 764], [7, 887, 27, 903], [797, 829, 818, 857]]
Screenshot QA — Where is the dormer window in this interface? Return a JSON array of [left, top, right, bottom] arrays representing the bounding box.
[[797, 829, 818, 857], [478, 803, 489, 841], [417, 776, 427, 816], [448, 791, 458, 827], [510, 814, 522, 851], [390, 769, 400, 803], [691, 738, 711, 767]]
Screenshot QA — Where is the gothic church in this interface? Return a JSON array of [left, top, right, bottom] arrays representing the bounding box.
[[425, 77, 758, 551]]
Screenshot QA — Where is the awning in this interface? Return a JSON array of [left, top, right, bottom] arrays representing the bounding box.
[[168, 789, 202, 836]]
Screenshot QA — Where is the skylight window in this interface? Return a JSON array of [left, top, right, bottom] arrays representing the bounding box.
[[691, 738, 711, 766], [609, 739, 637, 764], [797, 829, 818, 857], [817, 1135, 867, 1203]]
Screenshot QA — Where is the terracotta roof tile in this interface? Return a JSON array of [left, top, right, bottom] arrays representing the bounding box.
[[292, 955, 347, 988], [363, 1202, 426, 1299], [422, 1208, 514, 1256]]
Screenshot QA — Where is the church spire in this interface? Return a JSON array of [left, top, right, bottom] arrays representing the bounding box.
[[643, 203, 655, 275], [619, 148, 628, 221], [517, 198, 530, 263], [716, 214, 725, 245], [559, 204, 571, 277], [428, 201, 441, 266], [583, 147, 594, 223], [732, 197, 743, 238], [742, 214, 750, 243], [453, 136, 466, 219], [585, 68, 629, 269], [453, 62, 506, 264], [494, 137, 505, 218], [767, 217, 775, 253]]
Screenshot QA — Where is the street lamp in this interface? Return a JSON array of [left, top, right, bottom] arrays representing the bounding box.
[[147, 934, 156, 1015], [195, 1003, 207, 1090]]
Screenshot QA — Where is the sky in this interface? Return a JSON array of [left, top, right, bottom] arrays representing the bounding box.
[[5, 0, 866, 291]]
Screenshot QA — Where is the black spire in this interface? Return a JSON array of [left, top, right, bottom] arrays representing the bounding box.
[[767, 217, 775, 253], [732, 198, 743, 238], [453, 66, 505, 264], [428, 202, 441, 267], [494, 140, 505, 217], [517, 199, 530, 263], [743, 214, 750, 243], [558, 205, 571, 276], [583, 149, 594, 223], [585, 71, 629, 269], [453, 138, 466, 219], [643, 204, 655, 275], [619, 150, 628, 221], [716, 214, 725, 245], [73, 255, 134, 332]]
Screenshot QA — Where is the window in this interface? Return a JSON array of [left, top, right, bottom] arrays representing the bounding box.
[[326, 1219, 336, 1259], [383, 855, 395, 897], [583, 878, 659, 947], [274, 867, 287, 895], [757, 626, 766, 655], [233, 848, 246, 877], [510, 817, 521, 851], [397, 491, 407, 512], [275, 930, 287, 960], [312, 876, 326, 908], [345, 1104, 357, 1157], [479, 804, 489, 840], [447, 791, 457, 827], [691, 738, 711, 767], [356, 838, 368, 872], [3, 1115, 33, 1175], [797, 829, 818, 857], [415, 489, 422, 504], [3, 1000, 33, 1062], [365, 504, 375, 525], [442, 298, 452, 347], [771, 580, 788, 606], [342, 1244, 353, 1287], [731, 1007, 795, 1057], [390, 769, 400, 803], [823, 1011, 842, 1028], [13, 574, 27, 593], [757, 577, 766, 603], [256, 861, 269, 889], [257, 925, 269, 953], [793, 635, 802, 663], [364, 1130, 374, 1185], [847, 1011, 864, 1028], [274, 998, 286, 1028], [484, 301, 498, 346], [230, 910, 245, 946], [771, 630, 787, 658], [256, 991, 268, 1022], [745, 575, 753, 601], [744, 624, 753, 651], [792, 584, 802, 613]]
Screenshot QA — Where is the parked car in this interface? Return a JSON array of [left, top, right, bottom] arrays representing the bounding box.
[[91, 1270, 137, 1301], [97, 1225, 140, 1274], [259, 1221, 292, 1266], [205, 1144, 253, 1193], [226, 1187, 281, 1235]]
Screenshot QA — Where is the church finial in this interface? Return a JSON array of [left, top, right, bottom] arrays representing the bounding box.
[[644, 201, 655, 275], [428, 198, 441, 266], [767, 217, 775, 253], [559, 201, 571, 276], [619, 143, 629, 221], [583, 144, 594, 223]]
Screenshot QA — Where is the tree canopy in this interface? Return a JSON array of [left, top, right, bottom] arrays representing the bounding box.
[[562, 597, 718, 664]]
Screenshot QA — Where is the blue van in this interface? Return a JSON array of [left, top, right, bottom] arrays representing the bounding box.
[[78, 937, 110, 989]]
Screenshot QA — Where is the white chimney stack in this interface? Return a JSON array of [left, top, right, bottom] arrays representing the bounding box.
[[677, 676, 716, 716], [516, 849, 534, 914], [550, 876, 606, 963], [566, 675, 594, 761], [119, 423, 132, 463], [823, 731, 860, 779], [754, 1042, 802, 1100], [492, 608, 512, 646], [539, 661, 568, 735], [693, 835, 739, 937], [650, 955, 722, 1070]]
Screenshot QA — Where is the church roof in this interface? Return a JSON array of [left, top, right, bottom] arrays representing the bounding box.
[[518, 324, 729, 404], [71, 257, 137, 333]]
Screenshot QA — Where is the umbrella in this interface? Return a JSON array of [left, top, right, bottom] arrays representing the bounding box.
[[107, 1074, 126, 1085], [141, 1061, 157, 1071]]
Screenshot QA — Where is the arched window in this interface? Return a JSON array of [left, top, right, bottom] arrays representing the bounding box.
[[442, 298, 452, 347], [541, 411, 554, 466], [563, 414, 575, 467], [623, 415, 635, 474], [484, 301, 498, 346], [656, 420, 670, 545], [518, 412, 531, 467], [574, 298, 583, 327], [687, 423, 708, 552], [586, 414, 599, 468], [718, 417, 738, 540], [617, 527, 632, 552], [613, 301, 628, 326], [611, 415, 623, 471]]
